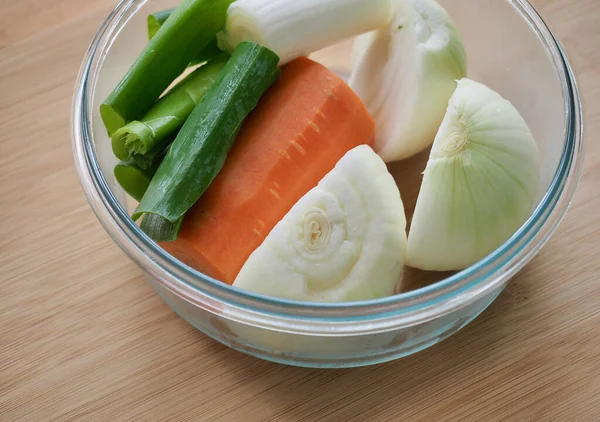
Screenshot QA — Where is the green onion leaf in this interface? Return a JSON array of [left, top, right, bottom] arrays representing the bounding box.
[[147, 8, 174, 40], [100, 0, 236, 135], [140, 214, 184, 242], [111, 55, 229, 161], [133, 42, 280, 241], [148, 9, 223, 67]]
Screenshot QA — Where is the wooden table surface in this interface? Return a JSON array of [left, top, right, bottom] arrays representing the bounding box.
[[1, 0, 599, 420]]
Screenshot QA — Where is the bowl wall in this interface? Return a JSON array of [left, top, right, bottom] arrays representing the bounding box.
[[149, 270, 504, 367]]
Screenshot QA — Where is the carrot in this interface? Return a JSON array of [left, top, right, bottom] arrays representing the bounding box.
[[161, 57, 375, 284]]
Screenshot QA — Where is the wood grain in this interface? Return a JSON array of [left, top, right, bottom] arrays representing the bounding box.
[[1, 1, 599, 420]]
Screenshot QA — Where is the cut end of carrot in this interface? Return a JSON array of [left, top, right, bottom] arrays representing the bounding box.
[[166, 57, 375, 285]]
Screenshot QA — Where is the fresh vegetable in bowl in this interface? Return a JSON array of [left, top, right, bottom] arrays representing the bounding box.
[[100, 0, 237, 135], [111, 55, 228, 161], [406, 78, 541, 271], [233, 145, 407, 302], [101, 0, 543, 304], [147, 8, 223, 66], [161, 57, 376, 284], [350, 0, 467, 162], [133, 41, 280, 241], [217, 0, 396, 65], [113, 148, 167, 202]]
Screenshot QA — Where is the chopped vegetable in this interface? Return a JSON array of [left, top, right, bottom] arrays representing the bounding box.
[[233, 145, 407, 302], [406, 78, 540, 271], [161, 57, 376, 284], [133, 42, 280, 238], [140, 214, 183, 243], [217, 0, 395, 65], [188, 39, 225, 66], [114, 143, 170, 202], [99, 0, 545, 302], [349, 0, 467, 162], [100, 0, 235, 135], [148, 9, 223, 66], [147, 8, 174, 40], [114, 161, 156, 202], [111, 55, 228, 161], [130, 133, 174, 170]]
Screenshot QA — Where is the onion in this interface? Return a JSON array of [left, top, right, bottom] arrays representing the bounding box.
[[406, 78, 541, 271], [350, 0, 467, 162]]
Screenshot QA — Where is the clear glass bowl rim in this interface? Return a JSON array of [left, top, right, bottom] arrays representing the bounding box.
[[71, 0, 584, 334]]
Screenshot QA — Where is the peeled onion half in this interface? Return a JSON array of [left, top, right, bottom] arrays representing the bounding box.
[[350, 0, 467, 162], [406, 78, 541, 271]]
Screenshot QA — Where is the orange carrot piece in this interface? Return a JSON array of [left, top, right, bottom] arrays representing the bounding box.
[[161, 57, 375, 284]]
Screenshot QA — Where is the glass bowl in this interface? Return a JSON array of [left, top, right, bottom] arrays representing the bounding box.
[[71, 0, 584, 368]]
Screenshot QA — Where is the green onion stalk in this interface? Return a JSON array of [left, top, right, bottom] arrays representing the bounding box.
[[148, 9, 223, 66], [100, 0, 236, 136], [114, 146, 167, 202], [133, 42, 280, 242], [147, 9, 174, 40], [111, 55, 229, 161]]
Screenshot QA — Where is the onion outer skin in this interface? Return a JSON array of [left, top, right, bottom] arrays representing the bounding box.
[[406, 78, 541, 271], [350, 0, 467, 163]]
